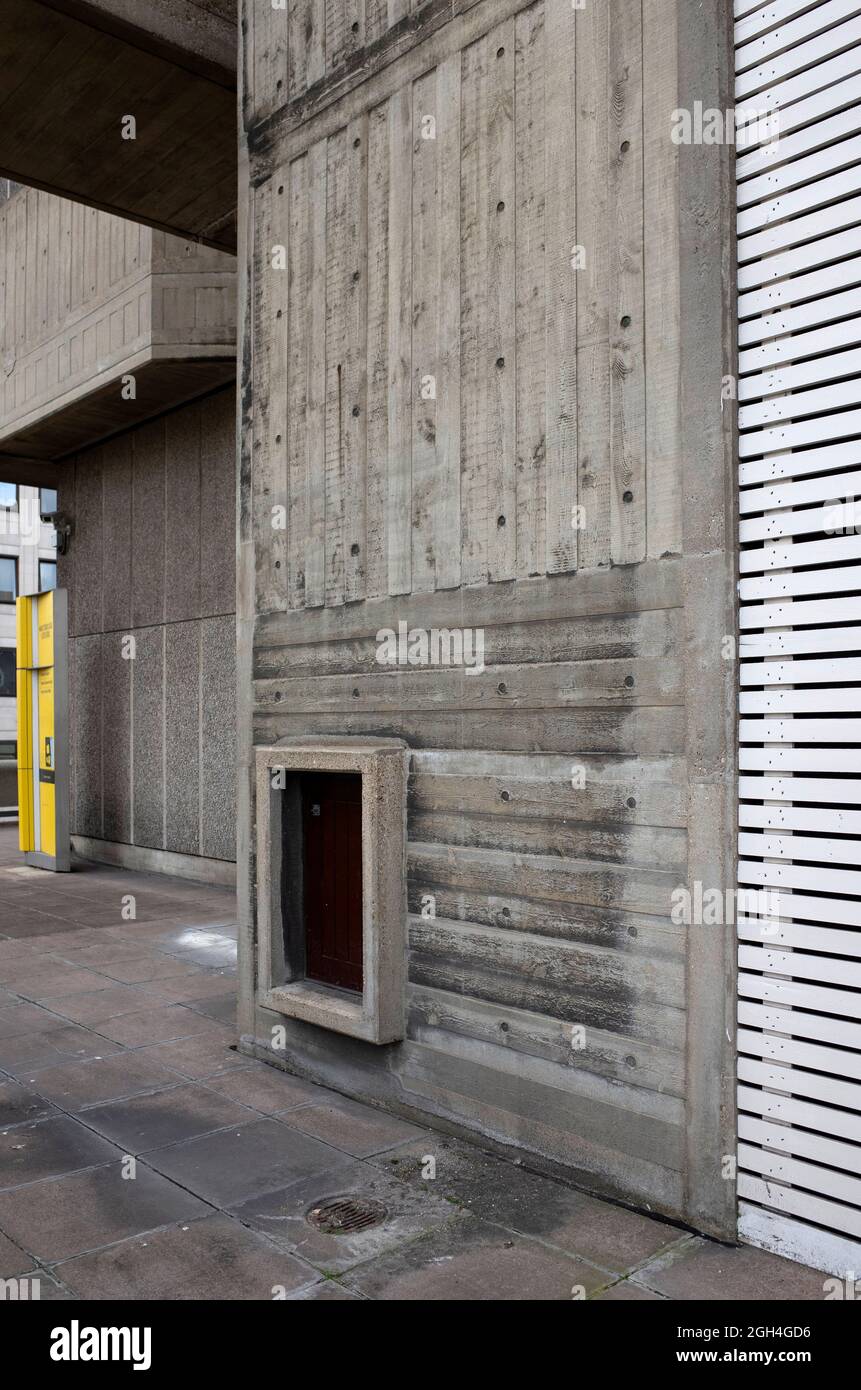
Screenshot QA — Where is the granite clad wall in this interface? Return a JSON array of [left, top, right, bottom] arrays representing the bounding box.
[[60, 387, 236, 866]]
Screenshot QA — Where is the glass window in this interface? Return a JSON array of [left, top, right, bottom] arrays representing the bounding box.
[[0, 648, 15, 699], [0, 739, 15, 759], [39, 487, 58, 515], [0, 556, 16, 603], [0, 483, 17, 510], [39, 560, 57, 592]]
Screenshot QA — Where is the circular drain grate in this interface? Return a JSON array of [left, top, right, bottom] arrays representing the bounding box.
[[306, 1195, 388, 1235]]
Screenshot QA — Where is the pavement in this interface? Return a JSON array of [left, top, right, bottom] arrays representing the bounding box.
[[0, 826, 829, 1301]]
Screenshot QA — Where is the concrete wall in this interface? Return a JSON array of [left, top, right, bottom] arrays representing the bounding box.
[[59, 387, 237, 878], [238, 0, 737, 1236]]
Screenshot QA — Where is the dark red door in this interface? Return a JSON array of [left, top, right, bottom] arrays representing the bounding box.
[[303, 773, 363, 992]]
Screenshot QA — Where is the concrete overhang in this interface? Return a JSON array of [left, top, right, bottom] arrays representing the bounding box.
[[0, 0, 238, 250], [0, 187, 236, 479]]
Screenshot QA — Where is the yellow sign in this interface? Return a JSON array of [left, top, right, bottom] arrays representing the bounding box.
[[16, 589, 69, 871]]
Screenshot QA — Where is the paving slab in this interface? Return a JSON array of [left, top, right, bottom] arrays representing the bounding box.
[[0, 1115, 122, 1188], [372, 1136, 684, 1275], [34, 984, 161, 1027], [633, 1237, 830, 1301], [0, 1000, 66, 1038], [345, 1215, 607, 1301], [0, 1080, 58, 1127], [134, 1035, 248, 1081], [56, 1213, 313, 1301], [0, 1024, 123, 1073], [17, 1053, 180, 1111], [202, 1062, 326, 1114], [0, 1161, 210, 1263], [82, 1083, 257, 1154], [144, 1117, 352, 1207], [288, 1279, 363, 1300], [230, 1157, 460, 1273], [279, 1093, 428, 1158], [93, 1005, 224, 1048], [183, 992, 236, 1026], [0, 1227, 32, 1278], [8, 965, 121, 1000]]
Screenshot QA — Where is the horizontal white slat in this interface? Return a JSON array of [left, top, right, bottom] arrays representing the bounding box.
[[739, 594, 861, 627], [739, 530, 861, 570], [739, 971, 861, 1020], [740, 856, 861, 898], [739, 1143, 861, 1208], [739, 317, 861, 376], [741, 686, 861, 712], [738, 1055, 861, 1110], [738, 462, 861, 511], [736, 0, 861, 72], [739, 1126, 861, 1195], [739, 716, 861, 741], [739, 799, 861, 833], [739, 633, 861, 662], [739, 379, 861, 428], [738, 1028, 861, 1082], [739, 942, 861, 986], [738, 1083, 861, 1143], [739, 1001, 861, 1052], [739, 490, 861, 535], [738, 165, 861, 237], [737, 133, 861, 210], [739, 344, 861, 402], [739, 1174, 861, 1240], [740, 747, 861, 773], [739, 828, 861, 864], [737, 84, 861, 174], [738, 884, 861, 929], [735, 13, 861, 100], [739, 1202, 861, 1277], [738, 908, 861, 952], [735, 0, 830, 40], [738, 192, 861, 265], [739, 567, 861, 600], [739, 256, 861, 325]]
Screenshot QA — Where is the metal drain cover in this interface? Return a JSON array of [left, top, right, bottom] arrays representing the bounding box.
[[306, 1195, 388, 1235]]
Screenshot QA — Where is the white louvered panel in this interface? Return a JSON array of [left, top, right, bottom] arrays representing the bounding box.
[[735, 0, 861, 1275]]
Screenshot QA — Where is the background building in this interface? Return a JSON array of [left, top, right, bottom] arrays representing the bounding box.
[[0, 480, 58, 819]]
